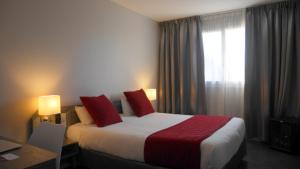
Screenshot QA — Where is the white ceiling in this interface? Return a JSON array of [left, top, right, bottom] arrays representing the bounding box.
[[111, 0, 282, 22]]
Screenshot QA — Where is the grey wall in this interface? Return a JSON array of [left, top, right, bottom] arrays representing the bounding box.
[[0, 0, 159, 142]]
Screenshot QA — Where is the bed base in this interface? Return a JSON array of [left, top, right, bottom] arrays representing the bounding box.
[[78, 139, 247, 169]]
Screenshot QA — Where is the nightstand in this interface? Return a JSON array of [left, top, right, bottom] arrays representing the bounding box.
[[270, 118, 300, 154], [60, 139, 79, 169]]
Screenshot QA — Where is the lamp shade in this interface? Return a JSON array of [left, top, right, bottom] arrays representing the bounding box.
[[38, 95, 61, 116], [145, 89, 157, 101]]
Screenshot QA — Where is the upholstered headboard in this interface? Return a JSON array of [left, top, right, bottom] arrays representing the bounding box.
[[62, 100, 123, 127]]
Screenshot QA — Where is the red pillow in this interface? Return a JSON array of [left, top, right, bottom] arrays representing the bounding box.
[[80, 95, 122, 127], [124, 89, 154, 117]]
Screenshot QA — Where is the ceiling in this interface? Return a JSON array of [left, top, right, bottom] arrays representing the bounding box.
[[111, 0, 283, 22]]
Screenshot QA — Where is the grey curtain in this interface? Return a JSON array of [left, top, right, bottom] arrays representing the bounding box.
[[158, 16, 206, 115], [245, 1, 300, 141]]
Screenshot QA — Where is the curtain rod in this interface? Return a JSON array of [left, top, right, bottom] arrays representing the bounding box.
[[200, 0, 287, 17], [160, 0, 287, 23], [160, 9, 243, 23], [200, 9, 244, 17]]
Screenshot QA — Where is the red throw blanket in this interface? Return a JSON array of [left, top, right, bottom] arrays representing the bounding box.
[[144, 115, 231, 169]]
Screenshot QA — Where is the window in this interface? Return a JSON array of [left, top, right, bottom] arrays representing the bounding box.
[[201, 10, 245, 117], [202, 12, 245, 84]]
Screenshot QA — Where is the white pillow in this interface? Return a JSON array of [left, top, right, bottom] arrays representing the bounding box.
[[120, 94, 134, 116], [75, 106, 94, 125]]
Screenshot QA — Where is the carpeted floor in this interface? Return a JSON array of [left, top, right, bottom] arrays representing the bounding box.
[[239, 141, 300, 169], [72, 140, 300, 169]]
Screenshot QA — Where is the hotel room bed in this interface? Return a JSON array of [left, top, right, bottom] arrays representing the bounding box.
[[64, 103, 246, 169]]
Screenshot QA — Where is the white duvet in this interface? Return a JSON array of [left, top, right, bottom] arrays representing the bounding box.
[[67, 112, 245, 169]]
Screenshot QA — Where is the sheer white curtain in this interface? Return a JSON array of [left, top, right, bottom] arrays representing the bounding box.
[[201, 10, 245, 117]]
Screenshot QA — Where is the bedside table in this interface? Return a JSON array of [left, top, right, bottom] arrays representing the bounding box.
[[60, 139, 79, 169], [270, 118, 300, 154]]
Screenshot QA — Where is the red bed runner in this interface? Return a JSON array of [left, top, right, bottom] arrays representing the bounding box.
[[144, 115, 231, 169]]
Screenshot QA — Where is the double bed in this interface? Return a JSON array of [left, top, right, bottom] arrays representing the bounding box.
[[63, 102, 246, 169]]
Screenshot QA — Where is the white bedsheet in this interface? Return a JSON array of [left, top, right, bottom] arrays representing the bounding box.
[[67, 112, 245, 169]]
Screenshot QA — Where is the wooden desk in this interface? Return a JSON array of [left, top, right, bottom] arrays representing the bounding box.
[[0, 137, 56, 169]]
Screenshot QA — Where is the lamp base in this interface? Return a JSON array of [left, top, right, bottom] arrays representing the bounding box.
[[40, 115, 49, 122], [40, 114, 61, 124]]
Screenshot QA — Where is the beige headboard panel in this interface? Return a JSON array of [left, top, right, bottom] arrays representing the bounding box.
[[61, 106, 80, 127]]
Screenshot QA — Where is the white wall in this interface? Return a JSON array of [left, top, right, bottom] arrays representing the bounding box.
[[0, 0, 159, 142]]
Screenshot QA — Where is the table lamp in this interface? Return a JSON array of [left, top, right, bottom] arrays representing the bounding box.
[[145, 89, 157, 101], [38, 95, 61, 123]]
